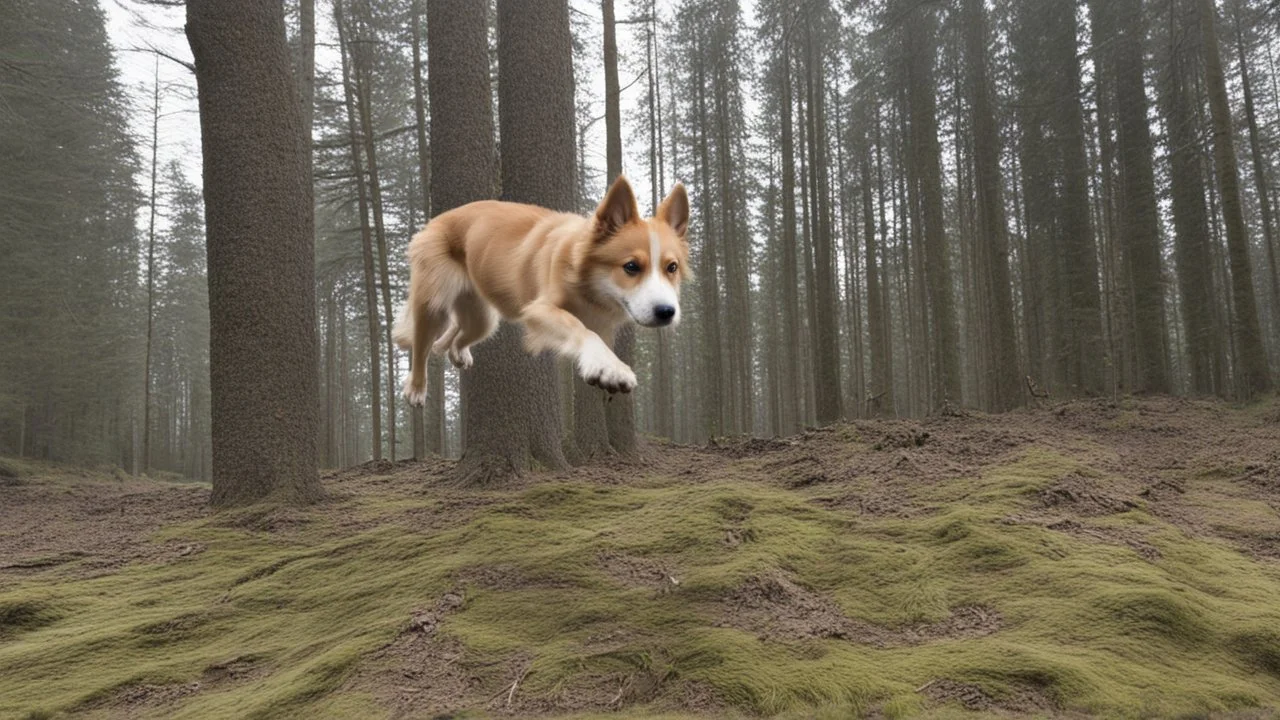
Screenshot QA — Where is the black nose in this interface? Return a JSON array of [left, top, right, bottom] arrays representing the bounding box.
[[654, 305, 676, 323]]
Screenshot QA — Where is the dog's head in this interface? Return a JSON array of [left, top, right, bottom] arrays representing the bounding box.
[[586, 175, 690, 328]]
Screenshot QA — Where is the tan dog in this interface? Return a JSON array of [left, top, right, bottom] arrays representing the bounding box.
[[393, 176, 690, 406]]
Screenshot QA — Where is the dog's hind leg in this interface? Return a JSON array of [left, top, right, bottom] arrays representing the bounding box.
[[446, 291, 499, 370], [404, 302, 448, 406], [432, 321, 460, 356]]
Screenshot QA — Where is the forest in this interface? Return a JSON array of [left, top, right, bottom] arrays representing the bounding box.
[[4, 0, 1280, 717], [4, 0, 1279, 485]]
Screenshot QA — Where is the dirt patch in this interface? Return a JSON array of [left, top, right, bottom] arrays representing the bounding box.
[[1046, 518, 1161, 561], [79, 656, 266, 715], [1038, 473, 1139, 516], [721, 573, 1001, 647], [597, 551, 680, 593], [920, 678, 1056, 714], [703, 435, 796, 458], [0, 478, 208, 587]]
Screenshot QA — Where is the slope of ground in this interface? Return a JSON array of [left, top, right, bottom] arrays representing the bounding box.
[[2, 397, 1280, 719]]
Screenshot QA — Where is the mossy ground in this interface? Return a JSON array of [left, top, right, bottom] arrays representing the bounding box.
[[2, 397, 1279, 719]]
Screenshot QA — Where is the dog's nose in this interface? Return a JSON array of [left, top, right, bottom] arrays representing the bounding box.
[[654, 305, 677, 324]]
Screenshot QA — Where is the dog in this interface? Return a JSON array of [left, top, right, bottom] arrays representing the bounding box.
[[393, 175, 689, 406]]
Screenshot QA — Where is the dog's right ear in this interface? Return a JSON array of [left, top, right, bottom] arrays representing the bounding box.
[[594, 175, 639, 241]]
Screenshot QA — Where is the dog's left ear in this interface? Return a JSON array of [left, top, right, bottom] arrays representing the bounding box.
[[657, 183, 689, 238], [595, 175, 639, 240]]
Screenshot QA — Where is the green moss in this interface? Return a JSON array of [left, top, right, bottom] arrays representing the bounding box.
[[0, 598, 61, 639], [4, 435, 1280, 719]]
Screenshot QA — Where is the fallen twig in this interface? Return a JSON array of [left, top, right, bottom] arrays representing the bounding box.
[[506, 663, 531, 706]]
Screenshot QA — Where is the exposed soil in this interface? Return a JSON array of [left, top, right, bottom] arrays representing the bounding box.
[[0, 474, 208, 587], [920, 678, 1057, 715], [721, 572, 1001, 647], [79, 655, 267, 717]]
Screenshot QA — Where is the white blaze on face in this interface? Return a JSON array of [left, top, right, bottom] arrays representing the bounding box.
[[623, 229, 680, 327]]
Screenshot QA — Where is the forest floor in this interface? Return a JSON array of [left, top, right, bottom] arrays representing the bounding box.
[[3, 396, 1280, 719]]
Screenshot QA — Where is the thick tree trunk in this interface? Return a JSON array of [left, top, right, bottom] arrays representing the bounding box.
[[1198, 0, 1273, 396], [452, 0, 574, 485], [186, 0, 323, 506]]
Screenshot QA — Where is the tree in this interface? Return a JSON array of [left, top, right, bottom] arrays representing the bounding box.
[[445, 0, 574, 485], [186, 0, 323, 506], [0, 0, 141, 465], [1158, 0, 1225, 395], [143, 56, 161, 473], [961, 0, 1020, 411], [574, 0, 622, 461], [334, 0, 384, 461], [601, 0, 639, 456], [802, 4, 843, 424], [899, 0, 961, 408], [411, 0, 445, 457], [1199, 0, 1273, 396], [1232, 0, 1280, 355], [1096, 0, 1172, 394]]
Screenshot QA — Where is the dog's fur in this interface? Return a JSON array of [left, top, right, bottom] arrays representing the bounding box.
[[393, 176, 689, 406]]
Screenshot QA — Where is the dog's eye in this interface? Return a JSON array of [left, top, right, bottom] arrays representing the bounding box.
[[666, 262, 678, 274], [623, 261, 641, 276]]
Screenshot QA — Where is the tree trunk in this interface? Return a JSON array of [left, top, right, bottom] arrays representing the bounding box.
[[1198, 0, 1273, 396], [1232, 3, 1280, 358], [410, 1, 446, 456], [1105, 0, 1172, 394], [1053, 0, 1106, 397], [335, 0, 383, 461], [904, 1, 961, 408], [143, 56, 159, 474], [779, 38, 801, 433], [575, 0, 625, 459], [453, 0, 574, 485], [186, 0, 323, 507], [804, 17, 842, 424], [962, 0, 1021, 411], [1161, 0, 1222, 395], [647, 1, 674, 440], [349, 10, 399, 460]]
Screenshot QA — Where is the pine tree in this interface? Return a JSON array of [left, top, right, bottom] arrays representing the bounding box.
[[187, 0, 324, 506]]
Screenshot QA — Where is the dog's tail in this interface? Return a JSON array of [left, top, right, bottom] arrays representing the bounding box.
[[392, 303, 414, 350]]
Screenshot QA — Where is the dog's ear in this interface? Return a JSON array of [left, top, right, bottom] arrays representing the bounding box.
[[594, 175, 639, 240], [657, 183, 689, 238]]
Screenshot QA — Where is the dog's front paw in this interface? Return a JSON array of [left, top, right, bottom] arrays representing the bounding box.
[[403, 377, 428, 407], [448, 346, 473, 370], [579, 346, 636, 394]]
